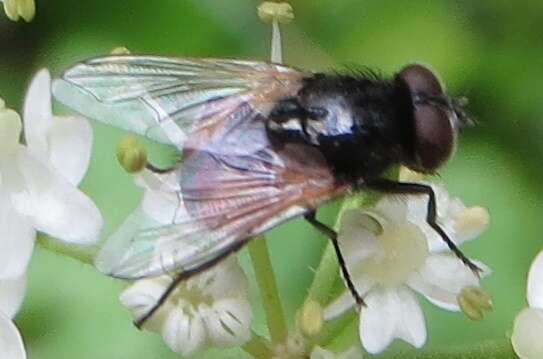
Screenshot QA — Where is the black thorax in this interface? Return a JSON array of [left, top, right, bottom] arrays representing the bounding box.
[[266, 72, 415, 184]]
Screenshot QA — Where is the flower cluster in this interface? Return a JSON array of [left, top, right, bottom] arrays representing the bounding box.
[[117, 169, 253, 356], [0, 70, 102, 357], [325, 179, 491, 354]]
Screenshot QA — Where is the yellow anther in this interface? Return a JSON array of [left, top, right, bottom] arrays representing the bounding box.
[[458, 286, 493, 321], [116, 135, 147, 174], [258, 2, 294, 24], [111, 47, 131, 55], [296, 300, 323, 337]]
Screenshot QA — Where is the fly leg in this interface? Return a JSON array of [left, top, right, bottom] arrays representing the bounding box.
[[134, 240, 247, 329], [146, 163, 176, 174], [304, 211, 365, 307], [366, 179, 482, 277]]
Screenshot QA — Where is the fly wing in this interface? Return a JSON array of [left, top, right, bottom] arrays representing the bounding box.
[[52, 55, 307, 150], [95, 111, 348, 280]]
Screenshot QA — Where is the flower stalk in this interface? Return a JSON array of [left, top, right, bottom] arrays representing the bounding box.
[[248, 237, 289, 345], [241, 333, 274, 358]]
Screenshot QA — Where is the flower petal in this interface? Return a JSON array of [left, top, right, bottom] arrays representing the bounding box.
[[0, 105, 23, 156], [359, 286, 426, 354], [528, 250, 543, 309], [512, 307, 543, 359], [202, 298, 252, 347], [197, 258, 248, 299], [0, 275, 27, 318], [11, 151, 102, 244], [323, 277, 375, 320], [162, 307, 206, 356], [23, 69, 53, 155], [0, 191, 34, 279], [338, 209, 380, 264], [0, 312, 26, 359], [45, 116, 92, 185], [408, 254, 488, 311], [119, 276, 171, 332]]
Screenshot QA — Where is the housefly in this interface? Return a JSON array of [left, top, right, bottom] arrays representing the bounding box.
[[52, 55, 477, 327]]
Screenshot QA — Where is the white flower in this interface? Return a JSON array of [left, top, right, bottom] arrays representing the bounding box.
[[114, 169, 252, 356], [324, 183, 490, 354], [0, 0, 35, 22], [0, 276, 27, 359], [512, 250, 543, 359], [0, 69, 102, 280], [120, 258, 252, 356]]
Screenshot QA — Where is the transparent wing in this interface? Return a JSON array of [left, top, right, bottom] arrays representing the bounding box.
[[52, 55, 306, 150], [95, 115, 346, 279]]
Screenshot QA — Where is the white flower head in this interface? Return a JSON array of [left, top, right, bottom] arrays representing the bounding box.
[[1, 0, 35, 22], [0, 69, 101, 358], [325, 183, 490, 354], [120, 258, 252, 356], [0, 70, 102, 281], [512, 250, 543, 359]]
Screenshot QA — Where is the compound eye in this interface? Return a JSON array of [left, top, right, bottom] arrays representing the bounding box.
[[400, 63, 443, 97], [399, 64, 456, 171]]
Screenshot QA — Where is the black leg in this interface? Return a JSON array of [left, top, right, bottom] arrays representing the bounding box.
[[366, 179, 482, 277], [145, 163, 175, 174], [134, 239, 248, 328], [304, 211, 365, 307]]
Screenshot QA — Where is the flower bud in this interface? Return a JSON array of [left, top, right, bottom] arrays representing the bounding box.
[[458, 286, 493, 321], [3, 0, 35, 22], [297, 300, 323, 337], [111, 47, 131, 55], [258, 2, 294, 24], [117, 136, 147, 173]]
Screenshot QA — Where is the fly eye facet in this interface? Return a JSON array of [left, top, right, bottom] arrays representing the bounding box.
[[399, 64, 456, 172]]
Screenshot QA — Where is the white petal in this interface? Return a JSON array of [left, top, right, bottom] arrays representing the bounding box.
[[0, 276, 27, 318], [0, 313, 26, 359], [23, 69, 53, 154], [338, 209, 380, 264], [0, 107, 22, 155], [371, 196, 409, 229], [198, 259, 248, 299], [323, 277, 375, 320], [11, 151, 102, 244], [392, 287, 427, 349], [162, 307, 206, 356], [202, 298, 252, 346], [0, 191, 34, 279], [119, 277, 171, 332], [527, 250, 543, 309], [408, 254, 488, 311], [45, 116, 92, 185], [512, 307, 543, 359], [360, 286, 426, 354]]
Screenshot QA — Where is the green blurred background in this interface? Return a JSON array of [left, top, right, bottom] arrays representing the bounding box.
[[1, 0, 543, 358]]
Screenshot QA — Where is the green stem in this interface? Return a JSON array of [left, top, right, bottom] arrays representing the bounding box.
[[248, 236, 288, 345], [242, 332, 274, 358], [36, 234, 97, 266]]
